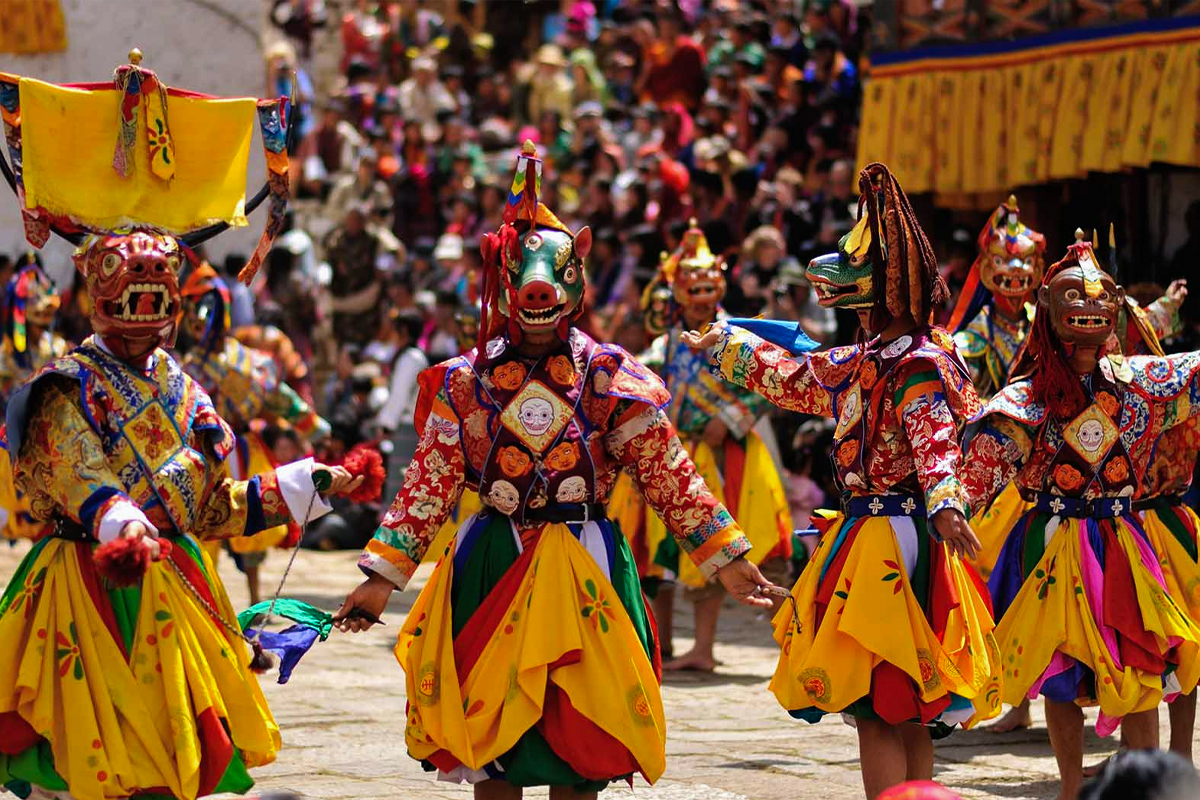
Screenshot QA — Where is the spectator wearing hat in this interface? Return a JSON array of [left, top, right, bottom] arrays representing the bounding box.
[[527, 43, 574, 125], [265, 40, 315, 148], [569, 48, 608, 107], [768, 251, 837, 342], [398, 56, 455, 131], [637, 6, 707, 112], [606, 51, 638, 107]]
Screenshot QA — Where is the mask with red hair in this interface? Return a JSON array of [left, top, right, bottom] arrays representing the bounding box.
[[1012, 230, 1124, 417]]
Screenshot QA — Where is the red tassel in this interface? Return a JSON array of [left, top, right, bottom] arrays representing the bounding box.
[[341, 444, 386, 502], [249, 640, 275, 673], [93, 536, 173, 587]]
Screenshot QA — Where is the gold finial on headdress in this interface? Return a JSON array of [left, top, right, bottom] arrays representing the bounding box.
[[688, 217, 699, 228], [1007, 194, 1017, 207], [128, 48, 144, 66], [521, 139, 537, 156], [1074, 228, 1085, 242]]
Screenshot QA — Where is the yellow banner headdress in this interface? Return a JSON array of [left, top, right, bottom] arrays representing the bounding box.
[[0, 49, 291, 285]]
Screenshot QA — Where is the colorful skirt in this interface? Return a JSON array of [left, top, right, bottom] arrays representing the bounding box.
[[398, 512, 664, 791], [970, 482, 1033, 579], [771, 512, 1002, 733], [612, 432, 792, 588], [1139, 497, 1200, 629], [989, 506, 1200, 735], [0, 535, 279, 800]]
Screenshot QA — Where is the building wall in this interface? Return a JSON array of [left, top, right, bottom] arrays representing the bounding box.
[[0, 0, 267, 287]]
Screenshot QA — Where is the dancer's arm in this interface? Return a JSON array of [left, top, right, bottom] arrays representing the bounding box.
[[895, 363, 969, 519], [13, 379, 347, 544], [606, 399, 752, 578], [690, 322, 834, 416], [607, 398, 777, 605], [356, 395, 466, 589], [960, 415, 1031, 516]]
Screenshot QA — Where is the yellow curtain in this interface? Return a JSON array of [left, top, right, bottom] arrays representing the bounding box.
[[858, 24, 1200, 203]]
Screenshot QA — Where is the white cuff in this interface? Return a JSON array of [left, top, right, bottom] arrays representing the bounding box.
[[97, 500, 159, 544], [276, 457, 333, 524], [357, 551, 410, 590]]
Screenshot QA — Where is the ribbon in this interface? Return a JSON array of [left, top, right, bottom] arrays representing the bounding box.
[[0, 72, 48, 248], [111, 65, 176, 182], [237, 97, 291, 286]]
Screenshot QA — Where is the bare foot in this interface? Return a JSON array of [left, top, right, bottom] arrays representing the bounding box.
[[987, 702, 1033, 733], [663, 649, 717, 672], [1082, 753, 1117, 778]]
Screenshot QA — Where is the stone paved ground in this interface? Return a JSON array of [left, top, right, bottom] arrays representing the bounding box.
[[3, 543, 1194, 800]]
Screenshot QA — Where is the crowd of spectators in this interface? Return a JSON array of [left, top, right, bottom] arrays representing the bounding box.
[[5, 0, 1199, 550]]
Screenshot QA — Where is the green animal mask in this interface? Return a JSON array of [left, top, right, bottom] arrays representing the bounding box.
[[498, 225, 592, 335], [806, 215, 875, 308]]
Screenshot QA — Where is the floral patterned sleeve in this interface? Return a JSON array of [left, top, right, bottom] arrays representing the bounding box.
[[708, 322, 833, 417], [605, 400, 752, 578], [1143, 294, 1183, 342], [358, 389, 466, 589], [961, 416, 1032, 515], [893, 363, 969, 522]]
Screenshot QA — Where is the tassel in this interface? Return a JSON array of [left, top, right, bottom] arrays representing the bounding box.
[[249, 639, 276, 673], [341, 445, 386, 502], [94, 536, 172, 587]]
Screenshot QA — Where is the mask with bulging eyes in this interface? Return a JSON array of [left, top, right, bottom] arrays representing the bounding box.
[[806, 215, 875, 308], [497, 226, 592, 337], [979, 198, 1045, 300], [1040, 255, 1124, 348], [73, 230, 185, 360]]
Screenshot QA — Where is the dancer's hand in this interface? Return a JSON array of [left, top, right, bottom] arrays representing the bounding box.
[[333, 573, 394, 633], [316, 464, 366, 496], [681, 326, 721, 351], [715, 557, 779, 609], [1166, 279, 1188, 306], [932, 509, 981, 560], [702, 418, 728, 450], [119, 521, 162, 560]]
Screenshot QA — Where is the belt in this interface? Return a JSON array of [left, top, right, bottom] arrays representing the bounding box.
[[50, 517, 92, 542], [1132, 494, 1186, 512], [1031, 492, 1133, 518], [518, 503, 606, 525], [841, 493, 926, 518]]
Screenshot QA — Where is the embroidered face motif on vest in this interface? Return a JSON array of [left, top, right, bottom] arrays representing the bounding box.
[[474, 335, 601, 520]]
